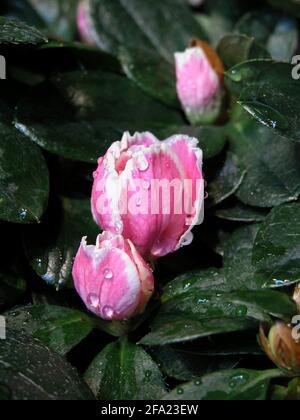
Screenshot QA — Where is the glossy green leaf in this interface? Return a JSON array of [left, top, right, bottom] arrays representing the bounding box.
[[217, 34, 270, 69], [82, 0, 207, 104], [228, 119, 300, 207], [215, 201, 269, 223], [0, 120, 49, 224], [207, 151, 246, 207], [164, 369, 282, 400], [0, 329, 94, 400], [140, 316, 256, 346], [15, 70, 183, 163], [24, 197, 99, 289], [253, 203, 300, 288], [151, 346, 238, 381], [226, 60, 300, 142], [235, 11, 298, 62], [85, 337, 166, 400], [119, 46, 178, 107], [0, 16, 47, 44], [5, 305, 94, 355]]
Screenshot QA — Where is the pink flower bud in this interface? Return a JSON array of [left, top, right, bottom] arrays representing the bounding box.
[[175, 40, 224, 125], [91, 132, 204, 259], [72, 232, 154, 321], [77, 1, 95, 46]]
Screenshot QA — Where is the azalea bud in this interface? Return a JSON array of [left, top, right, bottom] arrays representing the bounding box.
[[77, 1, 95, 46], [293, 283, 300, 313], [259, 323, 300, 375], [91, 132, 204, 259], [175, 39, 224, 125], [72, 232, 154, 321]]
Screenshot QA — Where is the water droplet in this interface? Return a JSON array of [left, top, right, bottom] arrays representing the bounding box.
[[177, 387, 184, 395], [235, 306, 248, 317], [143, 180, 151, 190], [137, 155, 149, 171], [194, 380, 201, 386], [145, 371, 152, 379], [272, 278, 289, 287], [102, 305, 115, 320], [183, 281, 191, 290], [103, 268, 113, 280], [115, 220, 123, 234], [182, 231, 193, 247], [136, 197, 142, 207], [229, 374, 248, 389], [19, 209, 28, 220], [87, 293, 99, 309]]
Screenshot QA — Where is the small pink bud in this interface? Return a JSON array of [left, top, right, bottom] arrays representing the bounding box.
[[175, 40, 224, 125], [91, 132, 204, 259], [72, 232, 154, 321], [77, 1, 96, 46]]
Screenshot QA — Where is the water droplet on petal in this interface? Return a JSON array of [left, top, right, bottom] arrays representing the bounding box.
[[137, 155, 149, 171], [182, 231, 193, 247], [87, 293, 99, 309], [102, 305, 115, 320], [143, 180, 151, 190], [103, 268, 113, 280], [136, 197, 142, 207], [115, 220, 123, 234]]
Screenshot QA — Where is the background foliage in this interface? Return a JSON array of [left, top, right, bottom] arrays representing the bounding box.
[[0, 0, 300, 400]]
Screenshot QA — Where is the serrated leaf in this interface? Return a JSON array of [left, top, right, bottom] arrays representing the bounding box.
[[84, 337, 166, 400]]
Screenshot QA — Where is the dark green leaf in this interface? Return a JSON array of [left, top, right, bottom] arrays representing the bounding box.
[[83, 0, 207, 103], [151, 346, 238, 381], [0, 329, 94, 400], [119, 46, 178, 107], [207, 151, 246, 207], [0, 120, 49, 224], [253, 203, 300, 288], [163, 369, 282, 400], [0, 16, 47, 44], [228, 119, 300, 207], [235, 11, 298, 62], [226, 60, 300, 142], [84, 337, 166, 400], [15, 70, 183, 163], [24, 197, 99, 289], [217, 34, 270, 69], [5, 305, 94, 355], [140, 316, 256, 346], [215, 201, 269, 223]]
